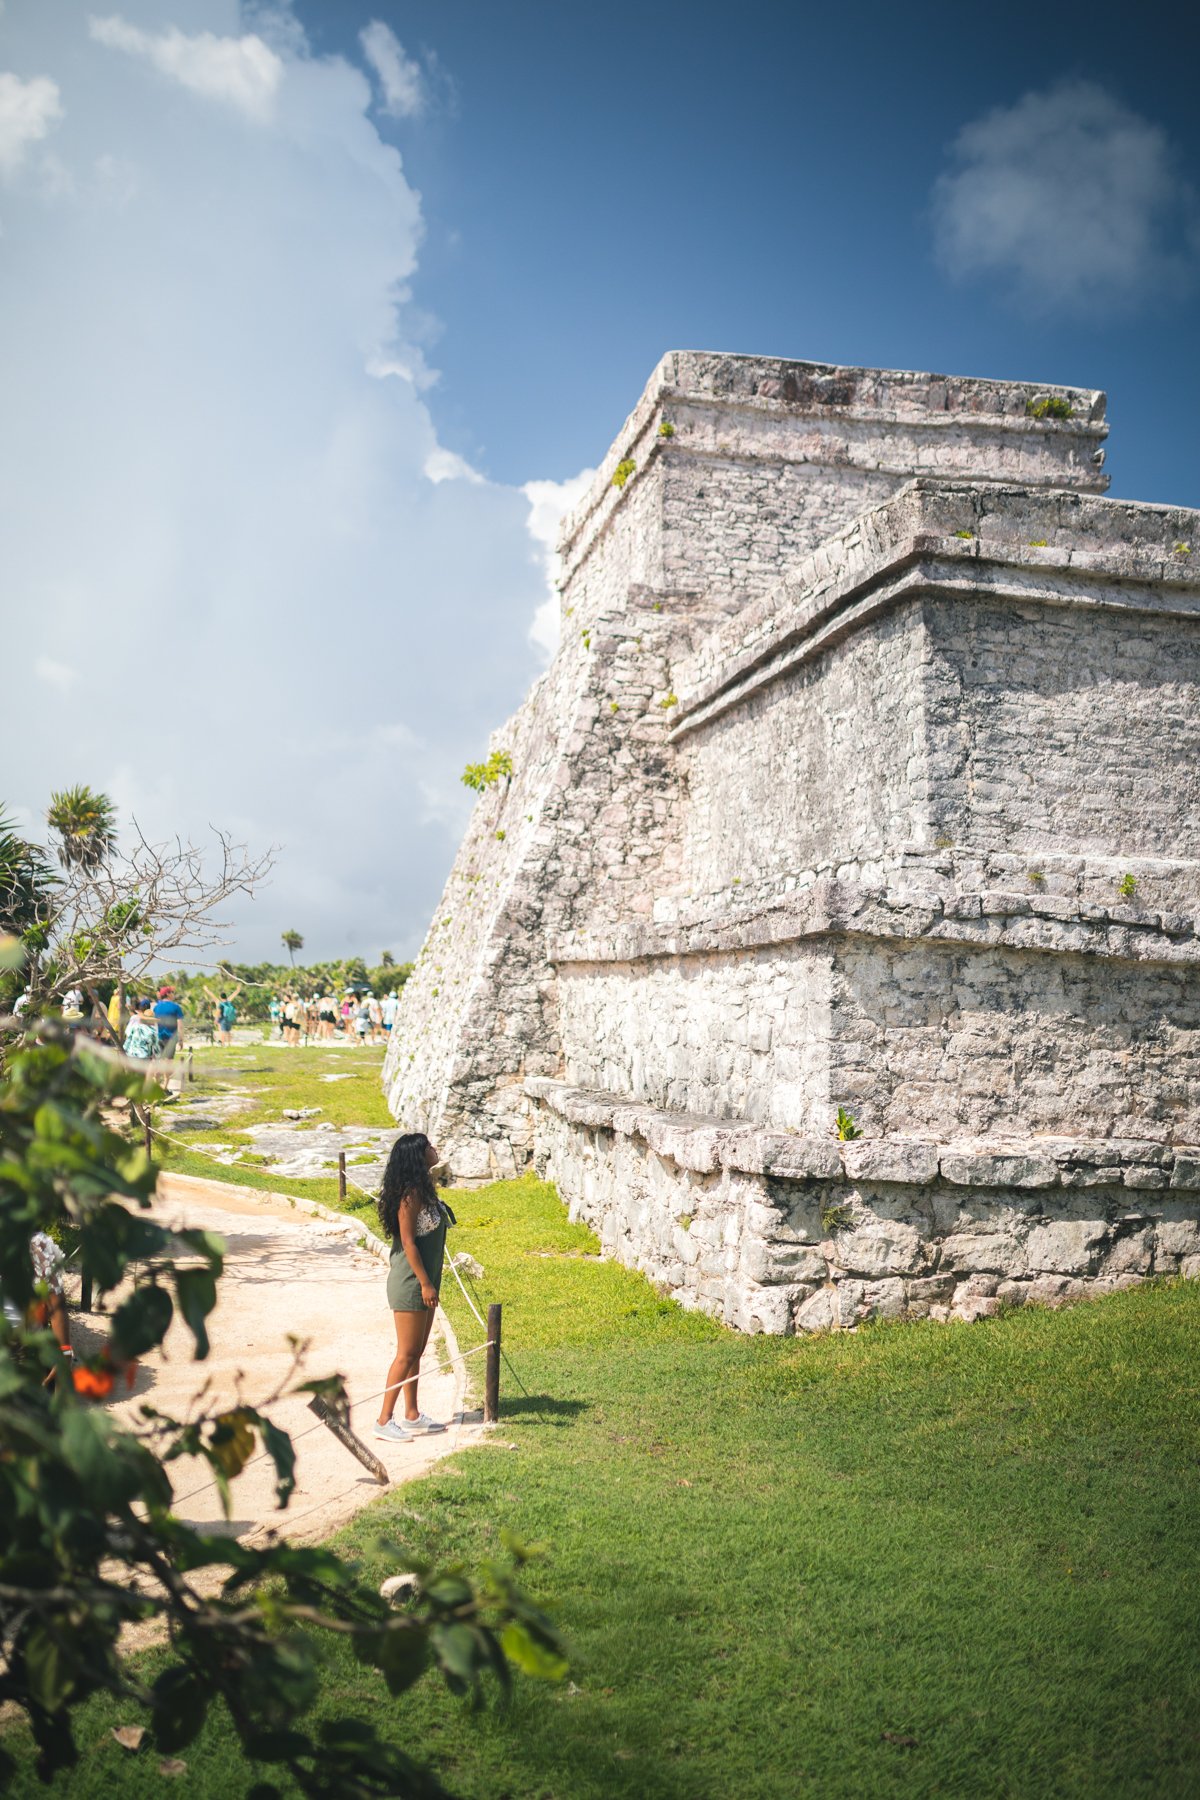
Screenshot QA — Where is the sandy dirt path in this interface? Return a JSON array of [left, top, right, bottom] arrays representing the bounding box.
[[75, 1173, 486, 1545]]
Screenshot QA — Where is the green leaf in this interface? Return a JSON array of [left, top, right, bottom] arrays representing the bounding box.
[[112, 1282, 173, 1358], [500, 1620, 569, 1682], [430, 1621, 481, 1683], [174, 1266, 217, 1359], [151, 1666, 210, 1753], [61, 1408, 146, 1510], [24, 1623, 75, 1713], [258, 1415, 297, 1508], [354, 1623, 429, 1696]]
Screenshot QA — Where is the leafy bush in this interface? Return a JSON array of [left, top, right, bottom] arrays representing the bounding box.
[[1117, 872, 1138, 900], [0, 1031, 563, 1791], [612, 459, 635, 490], [658, 421, 675, 439], [1026, 395, 1073, 421]]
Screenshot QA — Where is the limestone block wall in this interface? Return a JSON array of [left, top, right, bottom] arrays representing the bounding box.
[[923, 597, 1200, 861], [387, 347, 1200, 1336], [388, 353, 1109, 1176], [528, 1076, 1200, 1335], [555, 909, 1200, 1145], [558, 352, 1106, 639]]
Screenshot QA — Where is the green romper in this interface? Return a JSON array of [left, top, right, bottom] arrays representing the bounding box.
[[387, 1204, 447, 1312]]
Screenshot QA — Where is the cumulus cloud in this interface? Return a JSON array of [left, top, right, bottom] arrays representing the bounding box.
[[0, 71, 62, 177], [932, 80, 1200, 314], [359, 20, 423, 119], [522, 469, 596, 661], [0, 2, 560, 963], [89, 14, 284, 123], [423, 446, 484, 485]]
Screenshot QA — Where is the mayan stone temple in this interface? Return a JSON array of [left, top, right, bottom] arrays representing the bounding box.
[[384, 350, 1200, 1332]]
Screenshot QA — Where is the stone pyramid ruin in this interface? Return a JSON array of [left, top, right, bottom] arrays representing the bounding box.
[[384, 351, 1200, 1331]]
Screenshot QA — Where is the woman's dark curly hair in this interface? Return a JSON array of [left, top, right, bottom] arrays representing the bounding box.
[[377, 1132, 438, 1238]]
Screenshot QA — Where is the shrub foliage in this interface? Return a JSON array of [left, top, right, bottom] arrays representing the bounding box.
[[0, 1029, 562, 1793]]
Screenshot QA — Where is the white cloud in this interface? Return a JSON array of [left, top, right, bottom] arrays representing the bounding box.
[[0, 71, 63, 178], [34, 655, 79, 692], [932, 80, 1200, 314], [0, 2, 559, 964], [423, 446, 484, 485], [522, 469, 595, 660], [359, 20, 423, 120], [88, 14, 283, 123]]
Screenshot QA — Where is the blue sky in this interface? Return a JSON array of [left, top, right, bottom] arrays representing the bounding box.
[[1, 1, 1197, 967], [300, 0, 1200, 506]]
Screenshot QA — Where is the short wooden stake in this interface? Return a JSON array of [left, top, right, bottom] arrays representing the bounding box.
[[187, 1047, 194, 1084], [485, 1302, 502, 1423], [338, 1151, 347, 1205], [79, 1270, 93, 1313], [144, 1110, 153, 1158], [306, 1395, 389, 1485]]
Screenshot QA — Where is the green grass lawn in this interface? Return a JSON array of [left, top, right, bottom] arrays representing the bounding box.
[[146, 1043, 393, 1211], [13, 1166, 1200, 1798]]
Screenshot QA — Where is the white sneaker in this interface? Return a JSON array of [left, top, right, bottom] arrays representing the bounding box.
[[401, 1413, 446, 1434], [373, 1419, 412, 1442]]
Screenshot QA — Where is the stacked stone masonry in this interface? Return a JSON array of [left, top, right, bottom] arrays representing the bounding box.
[[383, 349, 1200, 1333]]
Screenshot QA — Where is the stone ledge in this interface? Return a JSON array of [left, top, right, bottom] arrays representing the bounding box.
[[524, 1077, 1200, 1192], [670, 481, 1200, 740], [551, 874, 1200, 969]]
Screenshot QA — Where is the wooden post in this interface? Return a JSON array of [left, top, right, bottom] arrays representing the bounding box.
[[306, 1395, 389, 1485], [485, 1302, 502, 1423], [338, 1151, 346, 1206], [144, 1110, 152, 1158], [79, 1269, 93, 1313], [187, 1046, 194, 1084]]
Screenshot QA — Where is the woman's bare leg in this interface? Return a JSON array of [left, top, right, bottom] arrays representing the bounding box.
[[379, 1309, 427, 1425]]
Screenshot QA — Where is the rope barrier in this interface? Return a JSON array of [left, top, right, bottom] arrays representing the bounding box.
[[141, 1116, 526, 1414], [167, 1337, 497, 1510]]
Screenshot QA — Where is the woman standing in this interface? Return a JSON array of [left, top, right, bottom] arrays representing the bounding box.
[[374, 1133, 451, 1441]]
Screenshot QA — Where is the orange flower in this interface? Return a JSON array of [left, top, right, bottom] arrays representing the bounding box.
[[72, 1362, 115, 1398]]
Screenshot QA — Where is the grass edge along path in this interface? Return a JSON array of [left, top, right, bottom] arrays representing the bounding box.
[[14, 1171, 1200, 1798]]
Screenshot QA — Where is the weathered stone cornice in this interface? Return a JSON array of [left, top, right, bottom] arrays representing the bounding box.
[[557, 353, 1110, 586], [525, 1075, 1200, 1192], [670, 481, 1200, 738], [552, 875, 1200, 970]]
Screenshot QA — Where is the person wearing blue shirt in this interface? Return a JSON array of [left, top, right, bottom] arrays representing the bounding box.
[[152, 986, 185, 1059]]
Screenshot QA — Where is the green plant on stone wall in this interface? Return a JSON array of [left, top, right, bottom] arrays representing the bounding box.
[[658, 420, 676, 438], [1028, 539, 1048, 548], [834, 1106, 862, 1141], [461, 748, 514, 792], [610, 702, 620, 713], [581, 629, 592, 650], [1028, 869, 1046, 886], [1026, 395, 1073, 420], [821, 1200, 854, 1234], [954, 529, 974, 540], [658, 692, 679, 709], [612, 458, 636, 489], [495, 829, 506, 841], [1117, 872, 1138, 900], [1175, 542, 1192, 556]]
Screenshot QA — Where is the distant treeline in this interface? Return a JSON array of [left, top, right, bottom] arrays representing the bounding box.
[[159, 958, 412, 1023]]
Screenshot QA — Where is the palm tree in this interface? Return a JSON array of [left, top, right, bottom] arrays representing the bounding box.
[[0, 810, 55, 936], [46, 785, 118, 870], [281, 928, 304, 966], [380, 949, 395, 969]]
